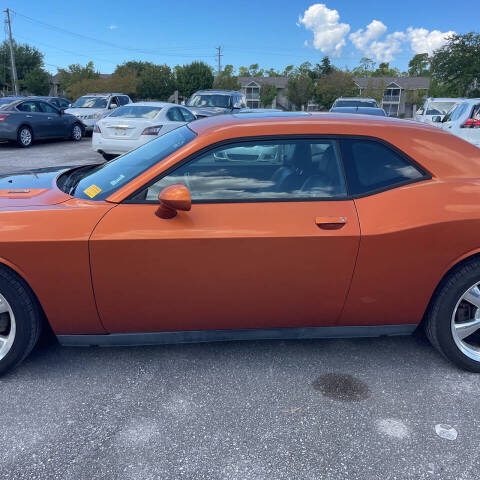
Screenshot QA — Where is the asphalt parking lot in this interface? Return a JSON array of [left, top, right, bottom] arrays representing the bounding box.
[[0, 137, 102, 174], [0, 140, 479, 480]]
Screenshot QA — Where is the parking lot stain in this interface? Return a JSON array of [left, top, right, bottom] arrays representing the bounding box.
[[312, 373, 370, 402]]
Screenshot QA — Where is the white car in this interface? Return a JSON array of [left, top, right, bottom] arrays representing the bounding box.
[[434, 98, 480, 148], [414, 98, 461, 125], [92, 102, 196, 160], [66, 93, 132, 133]]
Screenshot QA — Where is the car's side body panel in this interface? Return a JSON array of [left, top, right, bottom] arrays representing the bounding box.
[[340, 179, 480, 325], [0, 199, 113, 334], [90, 201, 360, 333]]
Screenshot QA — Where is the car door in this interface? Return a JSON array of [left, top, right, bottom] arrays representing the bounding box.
[[15, 101, 51, 138], [90, 137, 360, 334], [38, 101, 69, 137], [164, 107, 186, 133]]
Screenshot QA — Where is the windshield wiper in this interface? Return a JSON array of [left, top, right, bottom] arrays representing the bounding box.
[[61, 165, 99, 195]]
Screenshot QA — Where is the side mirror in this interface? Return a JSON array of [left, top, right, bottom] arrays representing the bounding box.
[[109, 103, 118, 109], [432, 115, 442, 123], [156, 184, 191, 219]]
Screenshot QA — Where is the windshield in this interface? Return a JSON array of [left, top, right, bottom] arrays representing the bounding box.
[[187, 94, 231, 108], [72, 96, 108, 108], [426, 102, 457, 115], [108, 105, 164, 119], [62, 126, 196, 200], [334, 100, 377, 108]]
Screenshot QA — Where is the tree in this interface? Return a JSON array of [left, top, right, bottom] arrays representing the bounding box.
[[260, 84, 277, 107], [372, 62, 400, 77], [137, 64, 175, 100], [314, 70, 357, 109], [287, 74, 314, 110], [238, 64, 264, 77], [352, 57, 376, 77], [360, 78, 386, 104], [0, 41, 45, 92], [408, 53, 430, 77], [213, 65, 241, 90], [175, 61, 214, 98], [282, 65, 295, 77], [57, 62, 99, 94], [431, 32, 480, 97], [114, 61, 153, 77], [22, 67, 50, 95], [317, 56, 334, 76]]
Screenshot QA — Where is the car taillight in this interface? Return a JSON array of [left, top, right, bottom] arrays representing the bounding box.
[[461, 118, 480, 128], [141, 125, 163, 135], [0, 114, 10, 122], [93, 124, 101, 133]]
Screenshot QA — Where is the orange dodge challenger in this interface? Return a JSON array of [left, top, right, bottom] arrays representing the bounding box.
[[1, 112, 480, 374]]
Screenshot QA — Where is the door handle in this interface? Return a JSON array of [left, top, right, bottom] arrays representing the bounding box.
[[315, 216, 347, 230], [26, 115, 33, 118]]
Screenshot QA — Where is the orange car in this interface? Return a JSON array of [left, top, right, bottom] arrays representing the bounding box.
[[1, 112, 480, 374]]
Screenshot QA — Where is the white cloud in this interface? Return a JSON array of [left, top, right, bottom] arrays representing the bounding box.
[[108, 25, 118, 30], [350, 21, 405, 62], [298, 4, 350, 57], [406, 27, 455, 55]]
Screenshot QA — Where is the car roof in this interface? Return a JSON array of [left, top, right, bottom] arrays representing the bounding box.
[[82, 93, 128, 97], [192, 90, 240, 95], [335, 97, 377, 101], [427, 98, 464, 102], [330, 106, 386, 115], [126, 102, 177, 108]]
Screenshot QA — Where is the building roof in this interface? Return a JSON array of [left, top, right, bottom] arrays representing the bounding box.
[[238, 76, 288, 88], [354, 76, 431, 90]]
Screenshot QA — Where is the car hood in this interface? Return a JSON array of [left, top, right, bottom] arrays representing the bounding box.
[[65, 108, 105, 116], [187, 106, 230, 117], [0, 166, 73, 207]]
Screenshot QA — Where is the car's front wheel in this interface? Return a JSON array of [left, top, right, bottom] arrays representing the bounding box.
[[17, 126, 33, 147], [101, 152, 117, 161], [71, 123, 83, 141], [0, 267, 42, 375], [426, 259, 480, 372]]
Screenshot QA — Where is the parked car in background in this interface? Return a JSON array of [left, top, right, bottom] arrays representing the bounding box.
[[186, 90, 246, 118], [92, 102, 196, 160], [414, 98, 461, 125], [331, 97, 379, 108], [434, 98, 480, 148], [0, 96, 24, 106], [0, 98, 84, 147], [330, 106, 386, 116], [29, 96, 71, 110], [66, 93, 132, 133], [3, 113, 480, 374]]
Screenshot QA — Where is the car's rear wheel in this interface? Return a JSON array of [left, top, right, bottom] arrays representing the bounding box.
[[426, 259, 480, 372], [17, 126, 33, 148], [71, 123, 83, 141], [0, 267, 42, 375]]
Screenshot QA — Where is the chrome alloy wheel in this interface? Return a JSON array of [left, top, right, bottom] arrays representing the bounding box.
[[20, 128, 32, 146], [451, 283, 480, 361], [0, 293, 16, 361], [72, 124, 82, 140]]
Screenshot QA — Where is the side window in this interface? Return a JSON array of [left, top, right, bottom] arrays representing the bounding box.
[[58, 99, 70, 109], [50, 99, 60, 107], [38, 102, 59, 114], [17, 101, 42, 113], [144, 139, 347, 201], [167, 107, 184, 122], [118, 96, 130, 106], [340, 139, 425, 196], [452, 104, 468, 121], [180, 108, 195, 122]]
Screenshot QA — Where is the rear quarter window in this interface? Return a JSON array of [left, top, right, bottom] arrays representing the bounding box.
[[340, 139, 426, 196]]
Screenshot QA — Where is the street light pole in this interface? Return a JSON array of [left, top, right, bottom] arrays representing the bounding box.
[[4, 8, 19, 95]]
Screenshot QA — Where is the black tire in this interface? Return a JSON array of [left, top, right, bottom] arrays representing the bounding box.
[[71, 123, 83, 141], [101, 152, 117, 161], [17, 125, 33, 148], [0, 267, 42, 375], [425, 259, 480, 372]]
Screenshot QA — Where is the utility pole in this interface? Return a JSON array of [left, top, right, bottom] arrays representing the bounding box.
[[4, 8, 19, 95], [216, 46, 223, 75]]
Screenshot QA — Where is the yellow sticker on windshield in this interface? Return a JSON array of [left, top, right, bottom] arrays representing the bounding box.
[[83, 184, 102, 198]]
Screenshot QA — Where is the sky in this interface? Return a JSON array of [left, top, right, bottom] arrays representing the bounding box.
[[4, 0, 479, 75]]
